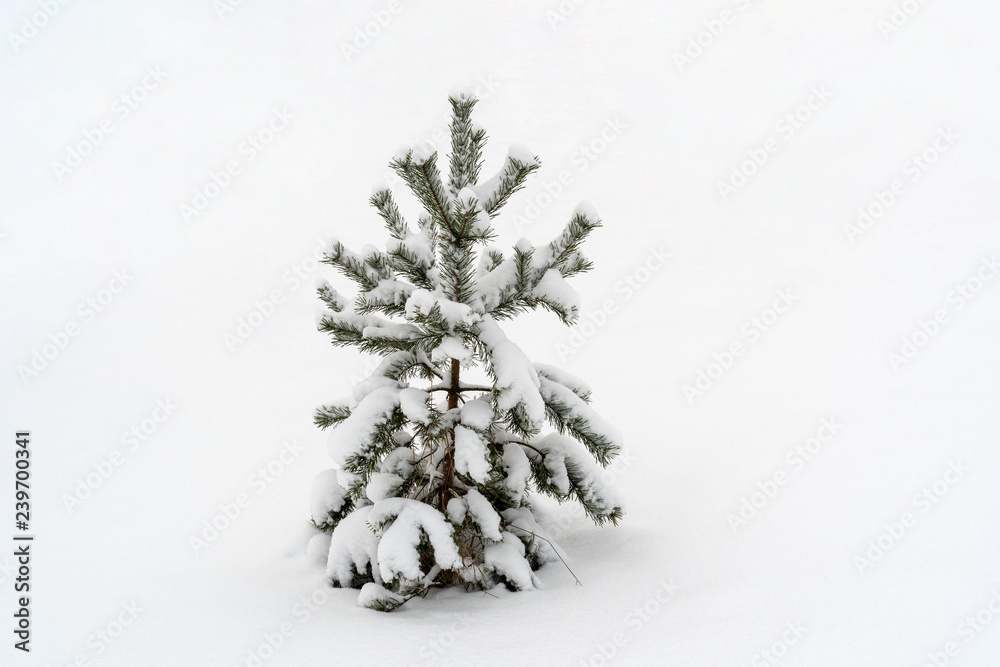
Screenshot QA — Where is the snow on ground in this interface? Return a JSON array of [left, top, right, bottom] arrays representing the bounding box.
[[2, 1, 1000, 665]]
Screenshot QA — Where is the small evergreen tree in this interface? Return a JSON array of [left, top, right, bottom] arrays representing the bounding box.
[[308, 93, 623, 611]]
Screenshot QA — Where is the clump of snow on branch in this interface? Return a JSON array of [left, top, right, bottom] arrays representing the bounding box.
[[460, 398, 494, 430], [310, 469, 350, 529], [484, 532, 537, 591], [464, 489, 504, 542], [327, 506, 382, 587], [454, 425, 491, 483], [369, 499, 463, 584], [476, 316, 545, 427]]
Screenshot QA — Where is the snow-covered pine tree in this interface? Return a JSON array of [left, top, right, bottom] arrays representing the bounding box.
[[307, 92, 624, 611]]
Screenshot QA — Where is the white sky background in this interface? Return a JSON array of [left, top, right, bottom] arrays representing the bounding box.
[[2, 1, 1000, 665]]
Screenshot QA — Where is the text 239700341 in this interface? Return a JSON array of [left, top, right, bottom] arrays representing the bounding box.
[[13, 431, 32, 653]]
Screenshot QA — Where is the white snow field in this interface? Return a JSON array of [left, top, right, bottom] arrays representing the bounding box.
[[3, 1, 1000, 665]]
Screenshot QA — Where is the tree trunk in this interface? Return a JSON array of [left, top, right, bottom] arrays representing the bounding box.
[[440, 358, 461, 511]]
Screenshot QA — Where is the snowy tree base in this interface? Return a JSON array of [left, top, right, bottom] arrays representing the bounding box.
[[314, 494, 564, 610]]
